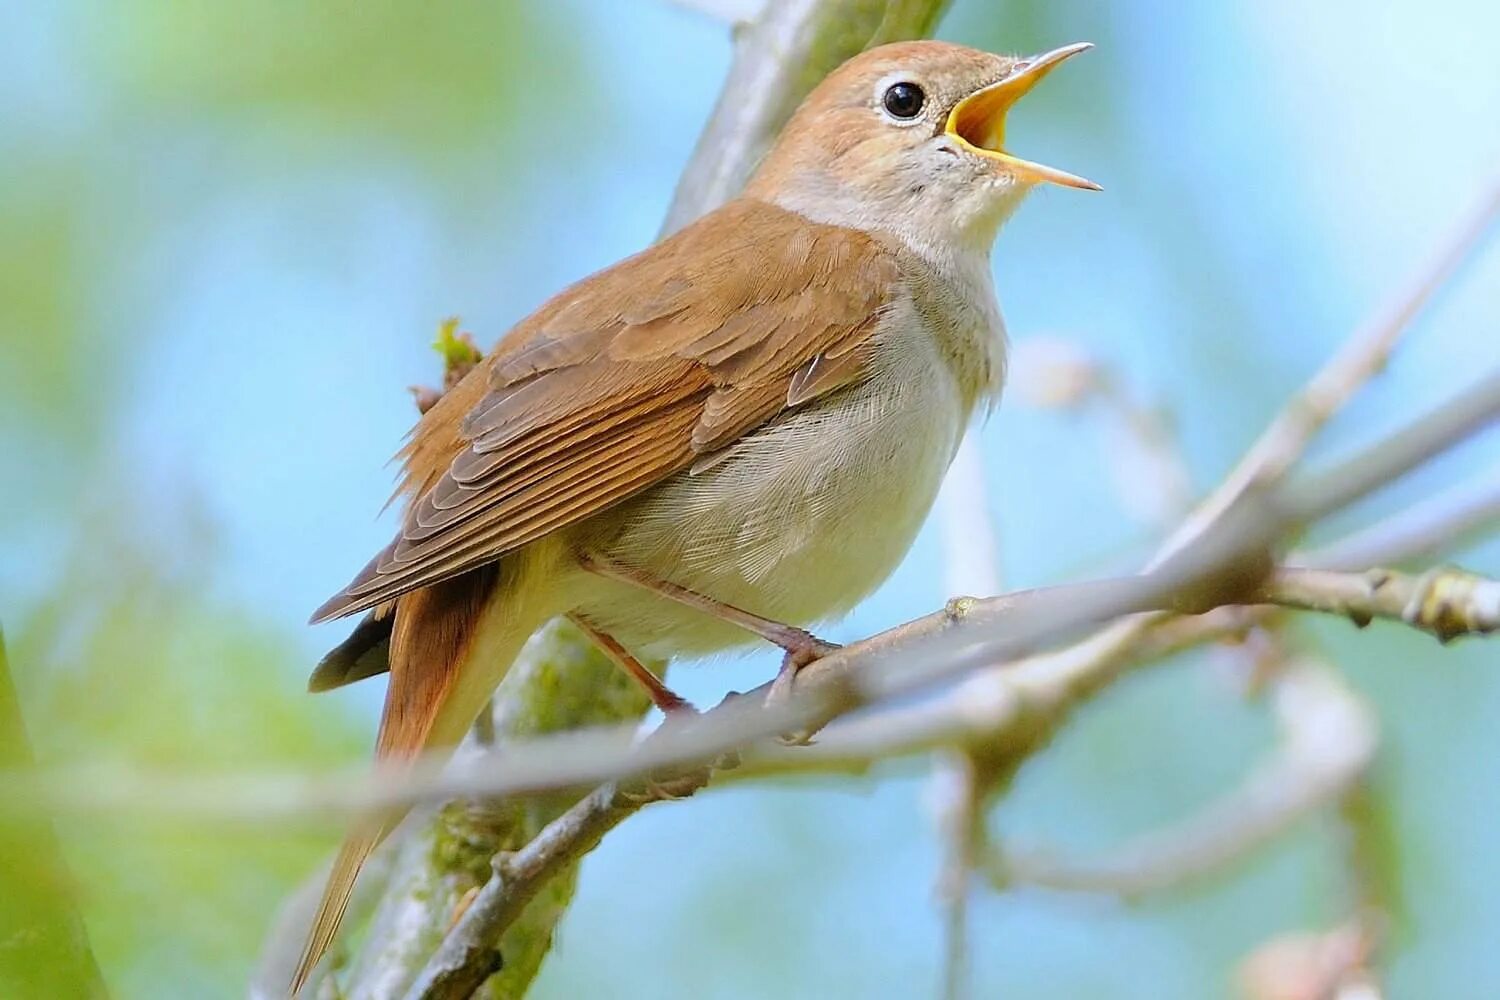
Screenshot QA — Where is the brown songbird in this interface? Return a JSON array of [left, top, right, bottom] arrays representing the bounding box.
[[292, 39, 1097, 992]]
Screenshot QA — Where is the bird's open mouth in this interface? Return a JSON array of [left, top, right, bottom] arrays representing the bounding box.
[[945, 42, 1100, 191]]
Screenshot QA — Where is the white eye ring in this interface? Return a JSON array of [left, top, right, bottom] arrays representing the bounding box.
[[874, 74, 927, 125]]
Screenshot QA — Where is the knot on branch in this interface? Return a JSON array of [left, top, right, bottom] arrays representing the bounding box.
[[944, 596, 979, 622], [1380, 565, 1500, 642], [616, 765, 714, 806]]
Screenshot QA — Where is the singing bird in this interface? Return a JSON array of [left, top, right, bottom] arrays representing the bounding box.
[[292, 39, 1097, 991]]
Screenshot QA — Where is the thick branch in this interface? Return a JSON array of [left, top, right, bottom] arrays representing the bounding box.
[[661, 0, 952, 234], [336, 624, 656, 1000], [383, 2, 956, 994], [404, 765, 715, 1000], [9, 364, 1496, 829], [226, 557, 1500, 990]]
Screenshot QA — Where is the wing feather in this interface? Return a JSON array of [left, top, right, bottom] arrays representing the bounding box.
[[311, 200, 900, 623]]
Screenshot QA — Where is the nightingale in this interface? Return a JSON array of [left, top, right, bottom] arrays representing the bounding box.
[[291, 39, 1097, 992]]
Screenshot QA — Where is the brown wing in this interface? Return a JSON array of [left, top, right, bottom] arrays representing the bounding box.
[[311, 200, 900, 623]]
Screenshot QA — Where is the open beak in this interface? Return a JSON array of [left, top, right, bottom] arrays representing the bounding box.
[[945, 42, 1100, 191]]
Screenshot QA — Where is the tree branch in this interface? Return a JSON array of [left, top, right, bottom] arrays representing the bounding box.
[[1306, 477, 1500, 571], [661, 0, 953, 234], [991, 660, 1378, 898], [357, 2, 958, 994], [1150, 175, 1500, 568], [338, 625, 658, 1000], [8, 357, 1495, 831], [403, 765, 716, 1000], [6, 19, 1494, 998], [1260, 565, 1498, 641]]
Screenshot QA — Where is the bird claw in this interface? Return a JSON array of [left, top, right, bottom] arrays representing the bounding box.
[[766, 637, 839, 745]]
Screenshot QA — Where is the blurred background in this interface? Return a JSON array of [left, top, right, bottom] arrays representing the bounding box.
[[2, 0, 1497, 996]]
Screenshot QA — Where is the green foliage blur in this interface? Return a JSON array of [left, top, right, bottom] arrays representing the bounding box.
[[2, 3, 580, 996]]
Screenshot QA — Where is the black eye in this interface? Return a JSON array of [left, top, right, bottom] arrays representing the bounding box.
[[882, 81, 925, 120]]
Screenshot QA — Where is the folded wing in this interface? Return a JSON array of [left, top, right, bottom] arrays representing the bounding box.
[[312, 200, 900, 623]]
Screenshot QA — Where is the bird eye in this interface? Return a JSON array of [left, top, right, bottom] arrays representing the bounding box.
[[882, 81, 925, 120]]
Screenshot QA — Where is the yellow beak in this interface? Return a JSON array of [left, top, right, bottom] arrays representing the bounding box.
[[945, 42, 1101, 191]]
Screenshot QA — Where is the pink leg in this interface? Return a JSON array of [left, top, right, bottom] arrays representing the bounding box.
[[568, 612, 695, 715], [576, 552, 838, 696]]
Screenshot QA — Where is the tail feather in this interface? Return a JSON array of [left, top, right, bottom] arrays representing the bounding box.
[[307, 607, 394, 693], [290, 828, 382, 992], [290, 565, 508, 995]]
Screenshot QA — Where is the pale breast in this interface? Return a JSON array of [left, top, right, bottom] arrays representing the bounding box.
[[569, 293, 981, 660]]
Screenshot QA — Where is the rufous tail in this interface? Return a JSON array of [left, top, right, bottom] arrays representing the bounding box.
[[290, 567, 509, 995]]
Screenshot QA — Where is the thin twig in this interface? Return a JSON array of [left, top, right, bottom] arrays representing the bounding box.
[[403, 766, 717, 1000], [992, 660, 1377, 898], [1306, 477, 1500, 571], [1276, 369, 1498, 532], [11, 542, 1492, 831], [735, 495, 1495, 780], [1151, 175, 1500, 568], [1260, 565, 1498, 641], [9, 396, 1500, 827], [932, 751, 983, 1000]]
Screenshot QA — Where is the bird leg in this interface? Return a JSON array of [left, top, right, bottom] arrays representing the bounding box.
[[567, 612, 695, 715], [576, 552, 839, 704]]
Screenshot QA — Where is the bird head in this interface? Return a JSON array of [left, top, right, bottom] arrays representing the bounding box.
[[747, 40, 1099, 253]]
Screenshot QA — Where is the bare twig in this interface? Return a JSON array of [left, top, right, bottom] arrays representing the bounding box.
[[1151, 175, 1500, 568], [992, 661, 1377, 898], [735, 479, 1498, 781], [1277, 369, 1497, 532], [1260, 565, 1498, 641], [931, 751, 984, 1000], [14, 539, 1493, 833], [1008, 335, 1195, 525], [1306, 477, 1500, 571], [404, 765, 717, 1000], [10, 400, 1500, 828]]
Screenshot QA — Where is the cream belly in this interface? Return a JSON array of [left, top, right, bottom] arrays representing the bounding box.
[[563, 319, 972, 661]]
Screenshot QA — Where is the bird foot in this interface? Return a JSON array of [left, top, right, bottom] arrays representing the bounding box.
[[767, 635, 840, 745]]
